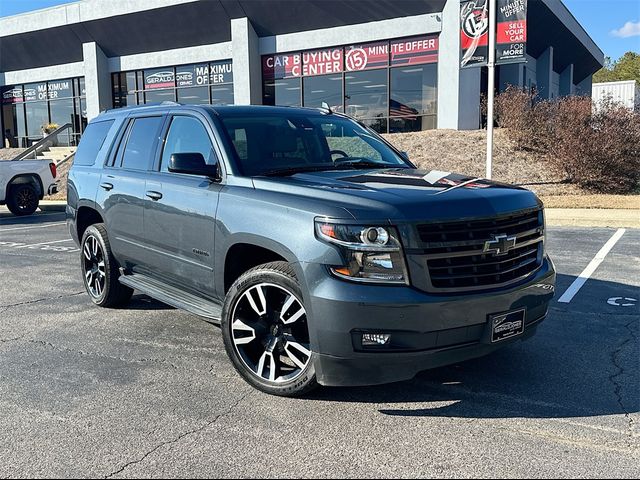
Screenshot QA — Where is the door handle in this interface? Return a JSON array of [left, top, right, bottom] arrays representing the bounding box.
[[100, 182, 114, 191], [145, 190, 163, 201]]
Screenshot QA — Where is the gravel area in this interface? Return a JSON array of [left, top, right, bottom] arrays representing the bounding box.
[[382, 128, 582, 196]]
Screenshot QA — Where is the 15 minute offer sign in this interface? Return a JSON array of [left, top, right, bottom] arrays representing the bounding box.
[[496, 0, 527, 64]]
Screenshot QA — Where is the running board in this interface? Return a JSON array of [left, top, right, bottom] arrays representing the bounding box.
[[119, 270, 222, 323]]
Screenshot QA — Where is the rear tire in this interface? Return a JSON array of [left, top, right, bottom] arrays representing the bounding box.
[[221, 261, 318, 397], [81, 223, 133, 308], [6, 183, 39, 216]]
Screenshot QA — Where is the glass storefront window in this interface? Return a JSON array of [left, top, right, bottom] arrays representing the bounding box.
[[389, 64, 437, 132], [345, 69, 388, 124], [112, 60, 234, 110], [262, 34, 438, 133], [303, 74, 343, 112], [49, 98, 75, 146], [144, 88, 176, 104], [263, 78, 301, 107], [210, 85, 234, 105], [26, 101, 49, 139], [1, 77, 85, 148], [177, 86, 210, 104]]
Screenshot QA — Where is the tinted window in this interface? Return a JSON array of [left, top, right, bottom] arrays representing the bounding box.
[[74, 120, 114, 166], [121, 116, 163, 171], [219, 114, 407, 177], [161, 116, 217, 172]]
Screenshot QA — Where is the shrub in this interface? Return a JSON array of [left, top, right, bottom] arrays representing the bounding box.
[[495, 87, 640, 194]]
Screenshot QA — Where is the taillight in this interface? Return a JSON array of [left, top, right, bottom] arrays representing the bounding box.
[[49, 162, 57, 178]]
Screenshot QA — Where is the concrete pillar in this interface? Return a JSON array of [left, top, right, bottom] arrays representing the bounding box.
[[575, 75, 592, 97], [83, 42, 112, 120], [437, 0, 480, 129], [231, 17, 261, 105], [499, 63, 524, 92], [535, 46, 553, 99], [559, 64, 574, 96]]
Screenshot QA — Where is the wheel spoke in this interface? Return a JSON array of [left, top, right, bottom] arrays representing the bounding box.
[[245, 285, 267, 316], [232, 319, 256, 345], [91, 237, 98, 256], [95, 276, 102, 296], [97, 260, 106, 277], [83, 242, 92, 260], [280, 294, 305, 325], [85, 270, 93, 283], [284, 340, 312, 370], [256, 350, 277, 382]]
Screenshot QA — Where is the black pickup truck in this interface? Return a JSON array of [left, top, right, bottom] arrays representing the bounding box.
[[67, 104, 556, 396]]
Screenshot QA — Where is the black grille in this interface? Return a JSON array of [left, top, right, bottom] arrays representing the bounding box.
[[416, 209, 544, 292]]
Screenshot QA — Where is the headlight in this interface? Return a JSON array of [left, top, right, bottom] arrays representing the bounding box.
[[315, 221, 409, 284]]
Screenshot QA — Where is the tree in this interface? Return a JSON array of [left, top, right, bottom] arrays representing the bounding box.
[[593, 51, 640, 84]]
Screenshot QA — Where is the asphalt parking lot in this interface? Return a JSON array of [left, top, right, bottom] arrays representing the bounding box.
[[0, 209, 638, 478]]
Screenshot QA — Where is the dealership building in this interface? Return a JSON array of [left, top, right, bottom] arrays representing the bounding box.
[[0, 0, 603, 148]]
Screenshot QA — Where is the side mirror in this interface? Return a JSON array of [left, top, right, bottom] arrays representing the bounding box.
[[168, 152, 219, 178], [400, 151, 410, 160]]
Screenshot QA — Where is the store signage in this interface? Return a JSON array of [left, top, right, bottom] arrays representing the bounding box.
[[210, 61, 233, 84], [47, 79, 72, 99], [390, 35, 439, 66], [173, 62, 233, 88], [301, 48, 343, 76], [460, 0, 489, 68], [2, 87, 23, 104], [262, 53, 302, 79], [496, 0, 527, 64], [345, 41, 388, 71], [144, 70, 175, 89]]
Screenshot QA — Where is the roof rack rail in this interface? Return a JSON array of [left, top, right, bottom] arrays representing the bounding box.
[[102, 101, 182, 114]]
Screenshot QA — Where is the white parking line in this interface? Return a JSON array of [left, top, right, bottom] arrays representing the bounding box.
[[557, 228, 626, 303], [14, 238, 73, 249], [0, 222, 66, 232]]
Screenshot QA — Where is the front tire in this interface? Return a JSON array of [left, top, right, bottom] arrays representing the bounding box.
[[7, 183, 39, 216], [81, 224, 133, 308], [221, 261, 318, 397]]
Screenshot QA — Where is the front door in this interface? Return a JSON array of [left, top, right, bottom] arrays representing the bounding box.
[[143, 114, 222, 296]]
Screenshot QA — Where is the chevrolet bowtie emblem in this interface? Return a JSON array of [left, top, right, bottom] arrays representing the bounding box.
[[483, 234, 517, 256]]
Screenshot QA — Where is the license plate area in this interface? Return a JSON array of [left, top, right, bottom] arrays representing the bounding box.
[[490, 308, 526, 343]]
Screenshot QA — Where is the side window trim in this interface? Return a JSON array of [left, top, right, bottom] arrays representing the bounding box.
[[157, 112, 220, 175]]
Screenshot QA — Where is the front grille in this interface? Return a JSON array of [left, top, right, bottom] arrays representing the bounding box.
[[416, 208, 544, 292]]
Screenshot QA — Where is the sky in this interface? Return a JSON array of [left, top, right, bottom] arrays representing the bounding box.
[[0, 0, 638, 62]]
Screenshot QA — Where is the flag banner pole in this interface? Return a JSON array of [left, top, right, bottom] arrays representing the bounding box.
[[486, 0, 497, 180]]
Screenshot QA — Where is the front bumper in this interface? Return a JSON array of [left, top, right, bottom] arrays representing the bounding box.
[[303, 256, 556, 387]]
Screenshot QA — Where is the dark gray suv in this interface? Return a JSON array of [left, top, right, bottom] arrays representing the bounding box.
[[67, 104, 556, 396]]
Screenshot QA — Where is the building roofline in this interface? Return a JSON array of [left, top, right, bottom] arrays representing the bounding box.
[[0, 0, 200, 37], [542, 0, 604, 66]]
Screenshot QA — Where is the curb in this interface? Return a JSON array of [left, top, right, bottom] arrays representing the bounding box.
[[545, 208, 640, 229], [39, 201, 67, 212]]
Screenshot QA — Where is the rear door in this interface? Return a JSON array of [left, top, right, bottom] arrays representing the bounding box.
[[142, 112, 222, 295], [97, 114, 164, 268]]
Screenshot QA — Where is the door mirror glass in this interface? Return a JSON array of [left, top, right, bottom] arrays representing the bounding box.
[[168, 152, 219, 178]]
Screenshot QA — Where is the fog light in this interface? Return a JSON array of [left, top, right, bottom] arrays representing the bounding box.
[[362, 333, 391, 346]]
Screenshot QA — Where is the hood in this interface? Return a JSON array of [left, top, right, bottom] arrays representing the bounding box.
[[252, 168, 541, 221]]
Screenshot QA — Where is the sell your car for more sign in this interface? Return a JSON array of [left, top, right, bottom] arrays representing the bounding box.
[[460, 0, 527, 68], [496, 0, 527, 64]]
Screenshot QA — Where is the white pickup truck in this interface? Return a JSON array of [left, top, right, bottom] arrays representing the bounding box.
[[0, 160, 58, 216]]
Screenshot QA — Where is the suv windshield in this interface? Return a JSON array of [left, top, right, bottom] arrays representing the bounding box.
[[219, 112, 410, 177]]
